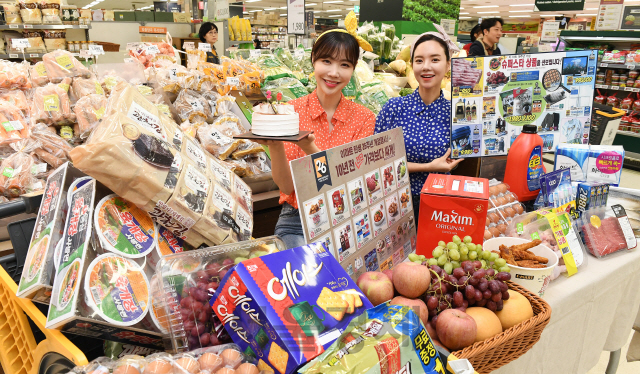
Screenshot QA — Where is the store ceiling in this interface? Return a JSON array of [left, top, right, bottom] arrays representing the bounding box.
[[67, 0, 360, 18], [460, 0, 640, 20]]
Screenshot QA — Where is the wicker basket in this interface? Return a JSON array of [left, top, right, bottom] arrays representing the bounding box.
[[95, 41, 120, 52], [451, 281, 552, 373]]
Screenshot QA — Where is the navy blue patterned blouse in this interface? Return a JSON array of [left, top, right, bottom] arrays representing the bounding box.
[[375, 90, 451, 196]]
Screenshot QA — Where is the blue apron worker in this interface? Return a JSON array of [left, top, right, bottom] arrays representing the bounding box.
[[199, 22, 220, 64]]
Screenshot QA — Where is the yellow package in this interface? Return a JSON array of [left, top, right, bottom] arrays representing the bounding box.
[[228, 17, 236, 41], [244, 19, 251, 41]]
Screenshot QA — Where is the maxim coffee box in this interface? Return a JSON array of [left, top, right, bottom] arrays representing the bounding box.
[[211, 242, 372, 374], [417, 174, 489, 257]]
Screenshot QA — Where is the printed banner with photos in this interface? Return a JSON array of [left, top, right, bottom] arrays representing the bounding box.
[[290, 128, 417, 280], [450, 50, 597, 158]]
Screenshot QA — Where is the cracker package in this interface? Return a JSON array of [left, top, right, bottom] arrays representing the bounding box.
[[299, 303, 446, 374], [211, 243, 373, 374]]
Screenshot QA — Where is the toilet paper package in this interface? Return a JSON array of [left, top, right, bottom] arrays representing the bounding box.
[[585, 145, 624, 187], [554, 144, 589, 182]]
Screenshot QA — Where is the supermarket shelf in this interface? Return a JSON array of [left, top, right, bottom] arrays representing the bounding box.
[[598, 62, 639, 70], [257, 39, 283, 42], [0, 52, 81, 59], [560, 30, 640, 41], [0, 24, 91, 30], [252, 32, 286, 35], [595, 84, 640, 92], [251, 24, 286, 27], [618, 130, 640, 138]]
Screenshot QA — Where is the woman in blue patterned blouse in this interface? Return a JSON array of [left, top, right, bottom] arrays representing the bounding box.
[[375, 27, 463, 223]]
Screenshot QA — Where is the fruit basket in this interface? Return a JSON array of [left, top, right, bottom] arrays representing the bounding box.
[[152, 236, 285, 353], [451, 281, 551, 373]]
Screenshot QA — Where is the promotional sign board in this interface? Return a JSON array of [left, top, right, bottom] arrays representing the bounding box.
[[291, 128, 417, 280], [450, 50, 597, 158], [535, 0, 586, 12], [288, 0, 305, 35]]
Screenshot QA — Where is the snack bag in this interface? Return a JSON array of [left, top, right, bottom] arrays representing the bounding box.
[[299, 303, 446, 374]]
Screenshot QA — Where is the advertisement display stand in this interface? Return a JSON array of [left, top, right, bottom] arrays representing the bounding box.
[[290, 128, 417, 280], [450, 50, 597, 158]]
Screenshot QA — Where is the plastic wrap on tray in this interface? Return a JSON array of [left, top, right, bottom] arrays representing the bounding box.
[[152, 236, 285, 352], [43, 50, 91, 83], [74, 94, 107, 137], [0, 139, 40, 197], [576, 206, 636, 258], [19, 0, 42, 24], [30, 83, 75, 126]]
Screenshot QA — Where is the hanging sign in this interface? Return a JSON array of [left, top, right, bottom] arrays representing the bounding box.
[[214, 0, 229, 20], [541, 21, 560, 43], [288, 0, 305, 35], [535, 0, 586, 12]]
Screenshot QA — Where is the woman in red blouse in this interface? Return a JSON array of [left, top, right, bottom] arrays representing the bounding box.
[[257, 15, 376, 249]]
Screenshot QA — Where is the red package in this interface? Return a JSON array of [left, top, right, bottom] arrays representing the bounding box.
[[633, 93, 640, 111], [594, 89, 605, 104], [581, 217, 628, 257], [607, 94, 620, 108], [621, 93, 634, 110]]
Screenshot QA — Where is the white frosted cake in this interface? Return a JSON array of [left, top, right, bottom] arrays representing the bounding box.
[[251, 102, 300, 137]]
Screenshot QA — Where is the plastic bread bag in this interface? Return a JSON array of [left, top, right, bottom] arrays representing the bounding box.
[[21, 30, 47, 54], [43, 30, 66, 52], [0, 139, 41, 197], [30, 123, 71, 167], [186, 49, 207, 70], [197, 123, 242, 160], [215, 95, 235, 115], [230, 141, 264, 160], [0, 89, 30, 115], [179, 119, 199, 138], [244, 152, 271, 176], [174, 89, 211, 123], [201, 91, 221, 117], [43, 49, 91, 82], [224, 158, 248, 177], [212, 113, 244, 136], [69, 112, 181, 213], [576, 206, 637, 258], [40, 0, 62, 24], [221, 57, 246, 78], [30, 83, 75, 126], [2, 3, 22, 24], [0, 60, 31, 90], [238, 70, 261, 97], [299, 302, 445, 374], [197, 62, 225, 84], [18, 0, 42, 24], [73, 94, 107, 138]]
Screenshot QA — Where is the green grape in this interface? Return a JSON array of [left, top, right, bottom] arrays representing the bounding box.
[[482, 250, 492, 260], [499, 266, 511, 273], [444, 262, 453, 275], [460, 252, 469, 261], [428, 258, 438, 266], [495, 258, 507, 267], [489, 253, 500, 262], [463, 235, 472, 244], [451, 260, 461, 269], [446, 242, 458, 250], [452, 235, 462, 244], [438, 241, 446, 247], [437, 254, 448, 266], [460, 246, 469, 255], [419, 255, 427, 261], [449, 248, 460, 261], [432, 247, 444, 258], [467, 243, 476, 251], [468, 251, 478, 260], [481, 259, 487, 268], [476, 244, 483, 251], [408, 253, 420, 262]]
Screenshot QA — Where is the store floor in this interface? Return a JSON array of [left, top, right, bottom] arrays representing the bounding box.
[[587, 331, 640, 374]]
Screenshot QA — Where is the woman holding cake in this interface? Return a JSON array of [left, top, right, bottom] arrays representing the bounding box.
[[375, 26, 464, 224], [256, 11, 376, 249]]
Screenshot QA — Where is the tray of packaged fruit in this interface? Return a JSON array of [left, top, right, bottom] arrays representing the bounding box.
[[152, 236, 286, 353], [484, 180, 527, 241]]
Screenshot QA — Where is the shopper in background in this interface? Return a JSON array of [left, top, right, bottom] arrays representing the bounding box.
[[375, 25, 463, 224], [463, 24, 482, 54], [199, 22, 220, 64], [253, 38, 262, 49], [255, 11, 375, 249], [469, 18, 503, 56]]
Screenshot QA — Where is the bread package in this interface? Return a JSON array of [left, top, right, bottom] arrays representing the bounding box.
[[40, 0, 62, 24], [174, 89, 211, 123], [197, 123, 242, 160], [18, 0, 42, 24]]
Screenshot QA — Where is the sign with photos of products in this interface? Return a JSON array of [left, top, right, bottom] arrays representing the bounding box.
[[291, 128, 416, 280], [450, 50, 597, 158]]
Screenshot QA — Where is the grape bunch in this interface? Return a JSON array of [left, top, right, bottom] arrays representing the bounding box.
[[426, 235, 511, 275], [425, 261, 512, 325]]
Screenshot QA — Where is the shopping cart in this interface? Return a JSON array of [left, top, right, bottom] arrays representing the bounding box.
[[0, 195, 88, 374], [589, 103, 625, 146]]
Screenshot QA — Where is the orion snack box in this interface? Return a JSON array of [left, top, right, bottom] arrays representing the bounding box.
[[211, 243, 373, 374], [417, 174, 489, 257], [299, 303, 445, 374]]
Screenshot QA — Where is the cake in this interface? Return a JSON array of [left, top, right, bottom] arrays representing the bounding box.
[[251, 102, 299, 137]]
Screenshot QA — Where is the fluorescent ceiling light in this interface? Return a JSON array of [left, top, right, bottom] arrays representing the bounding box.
[[326, 9, 342, 12], [474, 5, 498, 8], [245, 0, 261, 3], [460, 7, 464, 9], [306, 3, 317, 5], [541, 14, 564, 16], [509, 10, 531, 12], [264, 7, 276, 10], [324, 0, 343, 3], [510, 3, 534, 6], [508, 15, 530, 17], [279, 6, 287, 9], [460, 12, 469, 15], [243, 11, 249, 14], [280, 13, 286, 16], [477, 11, 499, 14], [459, 17, 472, 19], [328, 15, 341, 17], [314, 10, 323, 12], [586, 8, 597, 10]]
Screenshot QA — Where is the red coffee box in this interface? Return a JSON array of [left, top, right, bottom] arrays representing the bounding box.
[[417, 174, 489, 257]]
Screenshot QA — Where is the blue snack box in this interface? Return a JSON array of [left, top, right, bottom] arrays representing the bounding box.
[[210, 242, 373, 374]]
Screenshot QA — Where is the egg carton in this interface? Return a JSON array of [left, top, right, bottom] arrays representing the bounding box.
[[70, 344, 270, 374], [487, 179, 511, 198], [151, 236, 286, 353], [484, 202, 527, 240]]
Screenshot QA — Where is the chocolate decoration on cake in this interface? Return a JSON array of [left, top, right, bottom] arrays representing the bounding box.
[[133, 133, 174, 169]]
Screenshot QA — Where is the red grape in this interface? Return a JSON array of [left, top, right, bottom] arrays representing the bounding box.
[[429, 309, 438, 318], [473, 261, 482, 270], [489, 280, 501, 294], [459, 275, 470, 286], [496, 300, 504, 311], [483, 290, 492, 299], [486, 301, 497, 312], [444, 294, 453, 304], [427, 296, 438, 310], [191, 324, 206, 337], [183, 319, 195, 331], [180, 296, 195, 309], [222, 258, 234, 266], [455, 306, 467, 312], [502, 291, 510, 300], [199, 332, 211, 346], [474, 290, 483, 301], [468, 276, 479, 286], [491, 293, 502, 303], [453, 291, 464, 307], [496, 272, 511, 282], [478, 278, 488, 292], [193, 288, 208, 302], [465, 285, 476, 299], [476, 299, 487, 307], [431, 314, 439, 326], [446, 275, 458, 285], [463, 263, 474, 274], [463, 300, 469, 308], [499, 281, 508, 293], [467, 298, 476, 306], [188, 335, 200, 348], [486, 269, 496, 277], [473, 269, 486, 279], [453, 267, 466, 278], [439, 301, 449, 311]]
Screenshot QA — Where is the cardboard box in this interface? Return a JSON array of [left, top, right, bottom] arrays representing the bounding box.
[[154, 12, 174, 22], [211, 243, 372, 374], [134, 11, 155, 22], [114, 11, 135, 21], [417, 174, 489, 257], [173, 13, 189, 23], [276, 19, 286, 26]]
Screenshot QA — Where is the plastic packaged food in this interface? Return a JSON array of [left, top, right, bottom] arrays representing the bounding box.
[[43, 49, 91, 82], [31, 83, 75, 126], [71, 77, 105, 101], [19, 0, 42, 24], [74, 94, 107, 137], [576, 206, 637, 258], [197, 124, 242, 160], [0, 139, 40, 197], [40, 0, 62, 24], [0, 100, 29, 144], [3, 3, 22, 24], [260, 77, 308, 103], [22, 30, 47, 53], [0, 60, 31, 90], [174, 89, 211, 123], [152, 236, 285, 352], [0, 89, 29, 114]]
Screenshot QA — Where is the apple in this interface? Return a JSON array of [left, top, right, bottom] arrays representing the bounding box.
[[392, 262, 430, 298], [426, 320, 438, 340], [356, 271, 394, 306], [436, 309, 477, 351], [382, 269, 394, 283], [390, 296, 428, 326]]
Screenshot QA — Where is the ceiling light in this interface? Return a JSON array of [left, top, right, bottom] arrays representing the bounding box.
[[314, 10, 323, 12], [473, 5, 498, 8], [576, 14, 596, 16], [243, 11, 249, 14], [249, 10, 259, 12], [326, 9, 342, 11], [477, 11, 499, 14], [245, 0, 262, 2], [460, 12, 469, 15], [460, 7, 464, 10], [328, 15, 342, 17], [508, 15, 530, 17], [324, 0, 343, 3], [509, 3, 534, 6], [586, 8, 597, 10], [540, 14, 564, 16], [264, 7, 276, 10], [279, 6, 287, 9], [306, 3, 317, 5], [280, 13, 286, 16], [459, 17, 472, 19], [509, 10, 531, 12]]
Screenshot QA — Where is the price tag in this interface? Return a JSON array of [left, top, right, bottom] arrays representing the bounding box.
[[633, 88, 640, 93], [79, 49, 91, 59], [291, 21, 304, 33], [9, 54, 18, 58], [226, 77, 240, 86], [627, 64, 635, 69], [23, 24, 32, 29], [9, 24, 18, 29], [600, 63, 608, 67], [11, 38, 30, 49], [198, 43, 212, 52], [89, 44, 104, 55], [595, 84, 605, 89], [29, 54, 38, 58], [183, 41, 195, 50], [145, 44, 161, 54], [625, 87, 633, 92], [250, 49, 261, 58], [80, 25, 88, 29], [294, 49, 305, 59], [124, 58, 134, 63], [611, 86, 620, 90]]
